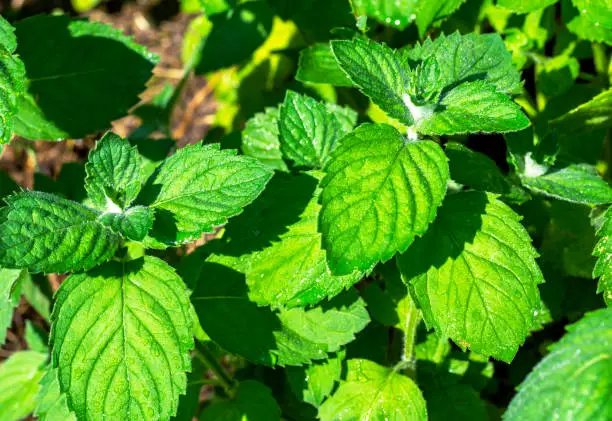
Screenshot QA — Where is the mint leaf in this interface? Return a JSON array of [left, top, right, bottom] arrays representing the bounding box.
[[318, 359, 428, 421], [521, 164, 612, 205], [498, 0, 558, 13], [571, 0, 612, 29], [25, 320, 48, 353], [319, 123, 449, 275], [279, 91, 357, 169], [330, 38, 413, 124], [98, 206, 155, 242], [593, 206, 612, 306], [397, 192, 543, 362], [415, 0, 466, 37], [416, 80, 530, 135], [537, 54, 580, 98], [14, 15, 158, 140], [21, 274, 51, 322], [199, 380, 281, 421], [246, 174, 363, 308], [0, 16, 25, 148], [296, 43, 354, 87], [550, 88, 612, 137], [0, 351, 47, 421], [350, 0, 417, 29], [504, 308, 612, 421], [0, 192, 120, 274], [85, 132, 143, 210], [50, 256, 193, 420], [564, 1, 612, 44], [35, 367, 77, 421], [142, 143, 272, 246], [0, 268, 24, 345], [286, 351, 345, 407], [242, 107, 288, 172], [192, 259, 369, 366], [402, 32, 522, 95]]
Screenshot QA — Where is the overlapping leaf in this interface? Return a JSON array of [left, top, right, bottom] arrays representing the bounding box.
[[242, 107, 288, 172], [50, 256, 193, 421], [398, 191, 543, 362], [0, 351, 47, 421], [0, 268, 24, 345], [319, 123, 449, 275], [34, 367, 77, 421], [550, 88, 612, 137], [296, 43, 354, 87], [0, 16, 25, 149], [286, 351, 344, 407], [98, 206, 155, 242], [593, 206, 612, 306]]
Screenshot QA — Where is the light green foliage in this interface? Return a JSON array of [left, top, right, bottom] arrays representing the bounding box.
[[279, 91, 357, 169], [35, 367, 77, 421], [25, 320, 48, 353], [521, 164, 612, 205], [98, 206, 155, 242], [242, 107, 288, 172], [0, 351, 47, 421], [571, 0, 612, 29], [286, 351, 344, 407], [0, 192, 121, 274], [416, 80, 530, 135], [550, 88, 612, 137], [246, 175, 364, 308], [319, 123, 449, 275], [504, 308, 612, 421], [85, 132, 143, 210], [0, 268, 24, 345], [143, 143, 273, 246], [14, 15, 158, 140], [330, 38, 413, 124], [296, 43, 354, 86], [21, 274, 52, 321], [564, 0, 612, 44], [415, 0, 466, 37], [50, 256, 193, 421], [593, 207, 612, 306], [398, 192, 543, 362], [318, 359, 428, 421], [192, 259, 369, 366], [498, 0, 559, 13], [199, 380, 281, 421], [0, 16, 25, 148], [350, 0, 418, 29]]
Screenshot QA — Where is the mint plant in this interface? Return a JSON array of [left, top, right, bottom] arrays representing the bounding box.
[[1, 0, 612, 420]]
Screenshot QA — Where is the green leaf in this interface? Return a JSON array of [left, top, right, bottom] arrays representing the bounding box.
[[0, 16, 25, 148], [504, 308, 612, 421], [172, 355, 206, 421], [85, 132, 143, 210], [522, 164, 612, 206], [593, 206, 612, 306], [498, 0, 558, 13], [21, 274, 52, 321], [279, 91, 357, 169], [142, 143, 273, 246], [99, 206, 155, 242], [0, 191, 120, 274], [0, 268, 24, 345], [415, 0, 466, 37], [445, 142, 512, 194], [416, 80, 530, 135], [550, 88, 612, 137], [192, 260, 369, 366], [14, 15, 158, 140], [537, 54, 580, 98], [350, 0, 418, 29], [318, 359, 428, 421], [242, 107, 288, 172], [35, 366, 77, 421], [330, 38, 413, 124], [564, 0, 612, 44], [25, 320, 48, 353], [571, 0, 612, 29], [397, 192, 543, 362], [0, 351, 47, 421], [50, 256, 193, 420], [246, 174, 363, 308], [402, 32, 523, 95], [199, 380, 281, 421], [296, 43, 354, 87], [319, 123, 449, 275], [286, 351, 345, 408]]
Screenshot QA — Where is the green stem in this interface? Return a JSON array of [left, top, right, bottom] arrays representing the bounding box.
[[194, 342, 236, 397], [401, 295, 421, 378], [592, 43, 608, 77]]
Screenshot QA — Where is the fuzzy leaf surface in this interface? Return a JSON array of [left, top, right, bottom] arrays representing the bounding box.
[[242, 107, 288, 172], [0, 268, 24, 345], [504, 308, 612, 421], [0, 16, 25, 147], [522, 164, 612, 206], [318, 359, 427, 421], [0, 351, 46, 421], [98, 206, 155, 242], [279, 91, 357, 169], [51, 256, 193, 421], [85, 132, 143, 210], [142, 143, 273, 246], [319, 123, 449, 275], [0, 192, 120, 274], [593, 206, 612, 306], [397, 192, 543, 362]]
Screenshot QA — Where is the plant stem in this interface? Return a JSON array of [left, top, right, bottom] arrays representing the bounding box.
[[194, 342, 236, 397], [401, 295, 421, 379]]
